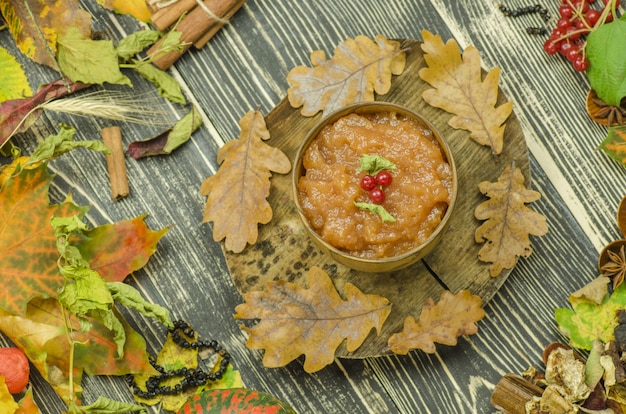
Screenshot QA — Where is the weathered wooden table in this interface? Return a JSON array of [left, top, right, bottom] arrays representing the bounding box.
[[1, 0, 623, 412]]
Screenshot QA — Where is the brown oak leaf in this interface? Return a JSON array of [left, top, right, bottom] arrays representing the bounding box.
[[234, 266, 392, 373], [286, 34, 406, 117], [387, 290, 485, 355], [418, 30, 513, 155], [200, 110, 291, 253], [474, 163, 548, 277]]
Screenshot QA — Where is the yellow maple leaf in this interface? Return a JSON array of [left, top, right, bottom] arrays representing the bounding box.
[[0, 0, 91, 69], [234, 266, 392, 373], [287, 34, 406, 117], [419, 30, 513, 155], [0, 47, 32, 102], [200, 110, 291, 253], [97, 0, 151, 22], [387, 290, 485, 355], [474, 163, 548, 277]]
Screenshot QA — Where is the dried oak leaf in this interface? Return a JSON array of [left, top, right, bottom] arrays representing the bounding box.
[[0, 0, 91, 69], [474, 164, 548, 277], [387, 290, 485, 355], [200, 110, 291, 253], [286, 34, 406, 117], [234, 266, 392, 373], [418, 30, 513, 155]]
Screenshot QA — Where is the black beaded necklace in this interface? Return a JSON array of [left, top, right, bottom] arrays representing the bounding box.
[[126, 320, 231, 398]]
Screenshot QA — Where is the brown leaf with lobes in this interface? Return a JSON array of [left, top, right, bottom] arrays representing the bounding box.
[[387, 290, 485, 355], [234, 266, 392, 373], [287, 34, 406, 117], [200, 110, 291, 253], [474, 163, 548, 277], [418, 30, 512, 155]]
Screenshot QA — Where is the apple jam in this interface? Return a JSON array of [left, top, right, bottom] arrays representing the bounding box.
[[297, 111, 453, 259]]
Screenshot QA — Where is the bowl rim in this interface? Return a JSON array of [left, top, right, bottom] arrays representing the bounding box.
[[292, 101, 458, 268]]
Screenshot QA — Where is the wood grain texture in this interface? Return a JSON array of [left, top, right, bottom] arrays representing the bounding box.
[[1, 0, 621, 413]]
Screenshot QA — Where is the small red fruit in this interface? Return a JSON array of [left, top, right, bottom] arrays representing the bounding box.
[[369, 187, 385, 204], [360, 175, 376, 191], [375, 170, 393, 187], [0, 347, 29, 394]]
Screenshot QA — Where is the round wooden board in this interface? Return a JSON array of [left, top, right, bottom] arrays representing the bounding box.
[[224, 39, 529, 358]]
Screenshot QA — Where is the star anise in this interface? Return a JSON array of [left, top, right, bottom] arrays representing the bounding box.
[[601, 244, 626, 290], [593, 98, 626, 126], [587, 90, 626, 126]]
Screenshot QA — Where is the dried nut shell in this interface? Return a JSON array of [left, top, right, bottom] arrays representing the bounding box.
[[617, 195, 626, 237], [542, 342, 570, 365], [598, 240, 626, 274]]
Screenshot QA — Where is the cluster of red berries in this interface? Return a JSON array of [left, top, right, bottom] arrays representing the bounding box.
[[543, 0, 615, 71], [360, 170, 392, 204]]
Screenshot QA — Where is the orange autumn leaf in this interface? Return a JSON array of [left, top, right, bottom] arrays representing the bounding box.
[[287, 34, 406, 117], [0, 297, 157, 406], [418, 30, 512, 155], [474, 163, 548, 277], [387, 290, 485, 355], [600, 126, 626, 166], [200, 110, 291, 253], [234, 267, 392, 373], [0, 0, 91, 69], [0, 163, 167, 316]]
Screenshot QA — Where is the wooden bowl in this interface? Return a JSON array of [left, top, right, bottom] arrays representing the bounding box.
[[292, 102, 458, 273]]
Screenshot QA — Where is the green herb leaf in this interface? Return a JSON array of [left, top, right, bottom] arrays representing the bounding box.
[[107, 282, 173, 329], [76, 395, 148, 413], [57, 27, 131, 86], [354, 201, 396, 222], [116, 30, 161, 61], [132, 60, 186, 104], [27, 123, 110, 165], [126, 106, 202, 159], [359, 154, 396, 176], [586, 19, 626, 107]]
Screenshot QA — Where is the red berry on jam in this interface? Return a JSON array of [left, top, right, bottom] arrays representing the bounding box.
[[369, 188, 385, 204], [375, 170, 393, 187], [360, 175, 376, 191]]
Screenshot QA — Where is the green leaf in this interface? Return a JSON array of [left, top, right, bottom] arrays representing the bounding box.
[[126, 106, 202, 159], [354, 201, 396, 222], [27, 123, 111, 165], [586, 19, 626, 106], [116, 30, 161, 61], [599, 125, 626, 166], [555, 282, 626, 350], [74, 395, 147, 413], [57, 27, 131, 86], [107, 282, 173, 328], [358, 154, 396, 176], [132, 61, 186, 104], [0, 47, 32, 102]]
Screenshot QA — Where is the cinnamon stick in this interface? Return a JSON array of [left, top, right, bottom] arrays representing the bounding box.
[[490, 374, 543, 414], [147, 0, 244, 70], [151, 0, 197, 32], [193, 0, 245, 49], [102, 126, 130, 200]]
